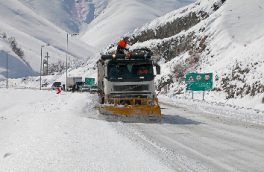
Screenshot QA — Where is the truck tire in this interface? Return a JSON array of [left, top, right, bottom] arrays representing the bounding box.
[[99, 96, 104, 104]]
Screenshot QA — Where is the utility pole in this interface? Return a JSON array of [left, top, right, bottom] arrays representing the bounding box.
[[40, 44, 49, 90], [65, 33, 68, 90], [40, 46, 43, 90], [45, 52, 50, 75], [65, 33, 78, 91], [6, 53, 8, 89]]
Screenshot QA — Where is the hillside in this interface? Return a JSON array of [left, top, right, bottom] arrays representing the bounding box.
[[0, 0, 95, 79], [114, 0, 264, 110], [80, 0, 195, 49], [18, 0, 108, 33], [18, 0, 196, 49]]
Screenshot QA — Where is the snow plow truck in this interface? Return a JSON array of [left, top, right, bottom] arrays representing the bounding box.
[[97, 49, 162, 122]]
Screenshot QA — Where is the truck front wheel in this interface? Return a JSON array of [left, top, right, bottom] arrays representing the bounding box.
[[99, 96, 104, 104]]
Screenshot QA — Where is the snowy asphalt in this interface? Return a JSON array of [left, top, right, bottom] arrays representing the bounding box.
[[0, 89, 264, 172], [115, 102, 264, 172]]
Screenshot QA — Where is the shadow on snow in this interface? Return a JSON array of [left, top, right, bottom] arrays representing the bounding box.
[[161, 114, 201, 125]]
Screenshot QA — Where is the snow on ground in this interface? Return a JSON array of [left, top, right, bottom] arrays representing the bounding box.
[[120, 101, 264, 172], [0, 67, 98, 89], [0, 88, 263, 172], [0, 89, 172, 172], [159, 94, 264, 126]]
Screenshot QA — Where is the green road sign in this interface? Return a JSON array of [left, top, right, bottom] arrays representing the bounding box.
[[185, 73, 213, 91], [85, 78, 95, 87]]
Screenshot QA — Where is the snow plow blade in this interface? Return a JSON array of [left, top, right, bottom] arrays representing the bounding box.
[[99, 98, 162, 122]]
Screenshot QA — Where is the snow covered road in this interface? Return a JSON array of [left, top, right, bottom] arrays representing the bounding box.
[[0, 89, 171, 172], [115, 101, 264, 172], [0, 89, 264, 172]]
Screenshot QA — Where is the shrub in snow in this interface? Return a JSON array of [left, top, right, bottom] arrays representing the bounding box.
[[8, 37, 24, 59], [48, 60, 66, 74], [220, 64, 264, 99], [156, 75, 173, 93], [0, 32, 7, 39]]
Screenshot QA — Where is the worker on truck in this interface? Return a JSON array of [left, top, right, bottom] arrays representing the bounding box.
[[137, 66, 150, 75], [116, 37, 129, 54]]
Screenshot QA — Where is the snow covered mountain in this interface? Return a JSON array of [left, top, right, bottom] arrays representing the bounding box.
[[0, 0, 196, 79], [111, 0, 264, 109], [18, 0, 108, 33], [80, 0, 196, 48], [0, 0, 95, 79], [19, 0, 196, 49]]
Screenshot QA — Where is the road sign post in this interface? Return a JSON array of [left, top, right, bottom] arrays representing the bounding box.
[[85, 78, 95, 87], [185, 73, 213, 100]]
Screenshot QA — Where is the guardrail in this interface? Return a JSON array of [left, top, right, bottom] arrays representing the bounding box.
[[0, 86, 51, 90]]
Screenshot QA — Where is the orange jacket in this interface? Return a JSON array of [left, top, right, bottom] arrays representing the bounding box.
[[118, 39, 127, 48]]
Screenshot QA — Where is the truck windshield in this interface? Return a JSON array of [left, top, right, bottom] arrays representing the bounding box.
[[108, 63, 154, 81]]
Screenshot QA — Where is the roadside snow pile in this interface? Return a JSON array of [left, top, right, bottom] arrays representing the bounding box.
[[160, 95, 264, 126], [124, 0, 264, 111]]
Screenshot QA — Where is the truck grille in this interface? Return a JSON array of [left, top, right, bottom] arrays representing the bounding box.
[[114, 85, 149, 92]]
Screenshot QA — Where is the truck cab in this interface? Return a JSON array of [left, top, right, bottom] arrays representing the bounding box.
[[97, 51, 160, 104]]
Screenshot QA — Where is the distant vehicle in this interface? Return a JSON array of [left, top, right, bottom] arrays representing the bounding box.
[[80, 84, 90, 92], [89, 85, 98, 94], [66, 77, 82, 91], [51, 82, 62, 90], [75, 81, 84, 91], [76, 82, 83, 86]]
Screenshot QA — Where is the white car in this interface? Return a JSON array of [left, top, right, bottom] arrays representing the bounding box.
[[80, 85, 90, 92], [89, 85, 98, 94]]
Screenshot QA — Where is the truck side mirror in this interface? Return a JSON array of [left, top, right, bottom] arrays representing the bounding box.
[[156, 65, 161, 75]]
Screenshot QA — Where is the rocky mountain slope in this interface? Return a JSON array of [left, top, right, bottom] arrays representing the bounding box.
[[79, 0, 196, 48], [112, 0, 264, 109]]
